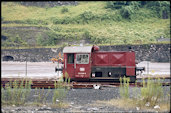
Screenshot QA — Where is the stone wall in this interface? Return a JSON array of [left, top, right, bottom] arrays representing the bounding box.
[[1, 48, 63, 62], [1, 44, 170, 62]]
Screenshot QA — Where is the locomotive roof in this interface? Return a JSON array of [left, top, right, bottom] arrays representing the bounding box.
[[63, 46, 93, 53]]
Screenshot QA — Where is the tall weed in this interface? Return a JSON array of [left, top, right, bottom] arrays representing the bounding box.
[[52, 72, 70, 106], [139, 78, 164, 107], [119, 76, 130, 99], [1, 79, 32, 106], [119, 77, 166, 109]]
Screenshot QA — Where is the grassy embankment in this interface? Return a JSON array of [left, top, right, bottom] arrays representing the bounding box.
[[1, 2, 170, 49]]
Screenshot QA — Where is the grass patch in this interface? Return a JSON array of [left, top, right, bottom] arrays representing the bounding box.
[[94, 77, 170, 112], [1, 2, 170, 47], [1, 79, 32, 106], [50, 74, 70, 108], [1, 74, 71, 108]]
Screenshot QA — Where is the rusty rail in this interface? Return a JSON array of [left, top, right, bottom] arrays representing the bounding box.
[[1, 78, 170, 89]]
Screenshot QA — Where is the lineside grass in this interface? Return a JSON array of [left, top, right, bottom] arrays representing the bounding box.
[[1, 74, 71, 108], [95, 76, 170, 112], [1, 79, 32, 106]]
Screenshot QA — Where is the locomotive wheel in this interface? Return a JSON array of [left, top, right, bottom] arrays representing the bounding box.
[[63, 77, 72, 82], [63, 77, 66, 82]]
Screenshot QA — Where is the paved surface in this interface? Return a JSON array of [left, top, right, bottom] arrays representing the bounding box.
[[136, 61, 170, 75], [1, 61, 170, 79], [1, 61, 62, 79]]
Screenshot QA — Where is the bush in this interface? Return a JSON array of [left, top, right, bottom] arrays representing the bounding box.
[[82, 30, 91, 39], [146, 1, 170, 19], [119, 77, 167, 110], [61, 7, 69, 13], [80, 11, 94, 23], [36, 34, 45, 46], [120, 6, 135, 19], [127, 1, 140, 10], [52, 18, 62, 24], [61, 16, 72, 24], [106, 1, 127, 9], [139, 78, 164, 107]]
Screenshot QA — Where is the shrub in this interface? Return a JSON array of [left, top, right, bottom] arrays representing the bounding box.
[[82, 30, 91, 39], [120, 5, 135, 19], [61, 16, 72, 24], [119, 77, 167, 110], [146, 1, 170, 19], [52, 18, 62, 24], [61, 7, 69, 13], [80, 11, 94, 24], [106, 1, 127, 9], [1, 79, 32, 106], [127, 1, 140, 10], [139, 78, 164, 107]]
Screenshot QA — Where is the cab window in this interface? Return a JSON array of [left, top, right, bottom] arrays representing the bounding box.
[[76, 54, 89, 64], [67, 53, 74, 64]]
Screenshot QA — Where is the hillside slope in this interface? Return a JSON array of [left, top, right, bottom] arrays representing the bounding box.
[[1, 1, 170, 48]]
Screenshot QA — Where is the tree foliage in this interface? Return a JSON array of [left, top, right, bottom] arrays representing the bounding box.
[[106, 1, 170, 19], [145, 1, 170, 19]]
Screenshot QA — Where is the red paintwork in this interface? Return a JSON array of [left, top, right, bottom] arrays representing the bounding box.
[[93, 45, 100, 51], [75, 57, 91, 79], [92, 51, 135, 76], [63, 46, 136, 80], [63, 53, 75, 79], [63, 53, 91, 80]]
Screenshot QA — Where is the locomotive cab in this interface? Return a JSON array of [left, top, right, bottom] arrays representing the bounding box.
[[62, 46, 93, 81]]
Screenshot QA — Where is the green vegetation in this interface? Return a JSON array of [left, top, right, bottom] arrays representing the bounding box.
[[119, 76, 130, 99], [1, 79, 32, 106], [33, 87, 51, 106], [1, 75, 70, 108], [52, 73, 70, 108], [1, 1, 170, 49], [92, 76, 170, 112], [118, 77, 170, 111]]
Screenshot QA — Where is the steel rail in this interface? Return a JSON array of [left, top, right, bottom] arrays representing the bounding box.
[[1, 77, 170, 89]]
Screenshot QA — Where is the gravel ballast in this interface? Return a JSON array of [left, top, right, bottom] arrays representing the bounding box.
[[2, 86, 170, 112]]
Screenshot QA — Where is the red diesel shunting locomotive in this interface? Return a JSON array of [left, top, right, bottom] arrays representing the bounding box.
[[56, 45, 145, 82]]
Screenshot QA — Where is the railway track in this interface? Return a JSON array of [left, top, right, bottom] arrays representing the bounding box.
[[1, 77, 170, 89]]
